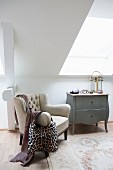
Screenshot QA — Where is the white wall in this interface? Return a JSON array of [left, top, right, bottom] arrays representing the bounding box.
[[60, 57, 113, 76], [15, 76, 113, 120], [0, 76, 113, 129]]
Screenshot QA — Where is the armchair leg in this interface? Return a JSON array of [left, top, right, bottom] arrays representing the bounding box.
[[45, 151, 49, 157], [64, 129, 67, 140], [19, 133, 23, 145]]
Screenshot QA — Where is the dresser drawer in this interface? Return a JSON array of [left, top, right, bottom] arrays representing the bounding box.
[[76, 96, 107, 110], [75, 109, 107, 124]]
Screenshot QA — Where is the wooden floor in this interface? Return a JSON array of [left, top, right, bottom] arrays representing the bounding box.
[[69, 121, 113, 134], [0, 122, 113, 170], [0, 130, 49, 170]]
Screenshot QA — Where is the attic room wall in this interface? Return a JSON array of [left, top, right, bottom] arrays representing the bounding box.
[[0, 0, 94, 129], [15, 76, 113, 121]]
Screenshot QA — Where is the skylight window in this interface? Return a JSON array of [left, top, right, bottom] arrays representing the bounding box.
[[69, 17, 113, 58], [60, 17, 113, 75]]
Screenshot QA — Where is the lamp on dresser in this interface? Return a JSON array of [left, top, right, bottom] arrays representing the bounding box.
[[90, 71, 103, 94]]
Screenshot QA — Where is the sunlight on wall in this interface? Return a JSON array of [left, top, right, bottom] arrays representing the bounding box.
[[59, 56, 113, 75], [0, 58, 4, 75]]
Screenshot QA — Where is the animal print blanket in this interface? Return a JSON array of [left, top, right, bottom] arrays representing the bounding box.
[[10, 94, 58, 167]]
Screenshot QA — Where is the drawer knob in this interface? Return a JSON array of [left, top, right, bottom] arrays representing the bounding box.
[[91, 115, 93, 118], [91, 101, 93, 104]]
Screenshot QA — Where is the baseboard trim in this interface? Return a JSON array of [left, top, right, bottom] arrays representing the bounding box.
[[0, 124, 19, 131], [0, 128, 8, 131], [69, 120, 113, 126], [0, 128, 18, 131], [0, 121, 113, 131]]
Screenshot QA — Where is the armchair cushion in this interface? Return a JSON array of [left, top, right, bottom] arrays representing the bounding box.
[[52, 116, 68, 136]]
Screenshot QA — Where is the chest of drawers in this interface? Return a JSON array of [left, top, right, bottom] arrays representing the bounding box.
[[66, 93, 109, 134]]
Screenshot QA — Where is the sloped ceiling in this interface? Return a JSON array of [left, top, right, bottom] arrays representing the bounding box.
[[0, 0, 94, 76]]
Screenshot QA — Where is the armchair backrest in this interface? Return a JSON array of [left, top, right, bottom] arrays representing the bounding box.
[[27, 94, 41, 112], [14, 94, 42, 133], [14, 93, 49, 133]]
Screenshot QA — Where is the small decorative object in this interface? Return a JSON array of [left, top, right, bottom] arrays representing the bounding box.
[[90, 71, 103, 93], [70, 89, 79, 94], [80, 90, 89, 94]]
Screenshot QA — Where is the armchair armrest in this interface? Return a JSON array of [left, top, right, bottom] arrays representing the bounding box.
[[41, 103, 71, 117], [40, 93, 71, 117]]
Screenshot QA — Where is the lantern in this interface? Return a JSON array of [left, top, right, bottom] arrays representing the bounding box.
[[90, 71, 103, 93]]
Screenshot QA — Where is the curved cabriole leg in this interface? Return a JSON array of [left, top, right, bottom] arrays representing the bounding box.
[[105, 120, 108, 132]]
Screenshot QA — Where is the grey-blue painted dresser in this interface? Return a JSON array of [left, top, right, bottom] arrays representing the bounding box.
[[66, 93, 109, 134]]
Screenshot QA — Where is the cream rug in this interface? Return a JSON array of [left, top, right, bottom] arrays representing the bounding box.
[[47, 132, 113, 170]]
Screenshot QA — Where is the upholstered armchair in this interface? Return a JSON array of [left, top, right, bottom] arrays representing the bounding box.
[[14, 93, 71, 145]]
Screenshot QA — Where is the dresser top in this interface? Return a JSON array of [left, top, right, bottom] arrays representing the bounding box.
[[67, 92, 109, 96]]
